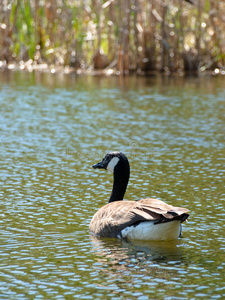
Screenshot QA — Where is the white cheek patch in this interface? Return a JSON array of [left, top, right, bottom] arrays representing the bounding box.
[[107, 157, 119, 173]]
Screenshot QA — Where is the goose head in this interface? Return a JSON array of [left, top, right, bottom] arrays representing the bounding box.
[[93, 151, 128, 172], [92, 152, 130, 202]]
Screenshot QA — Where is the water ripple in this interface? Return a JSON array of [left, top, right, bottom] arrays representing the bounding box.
[[0, 73, 224, 299]]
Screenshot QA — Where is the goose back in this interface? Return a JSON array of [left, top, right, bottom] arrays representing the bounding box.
[[89, 198, 189, 238]]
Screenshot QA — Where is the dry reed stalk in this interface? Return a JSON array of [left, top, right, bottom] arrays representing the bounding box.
[[160, 0, 168, 72], [1, 3, 12, 63], [133, 0, 140, 70], [123, 0, 131, 73], [195, 0, 202, 63], [177, 0, 184, 70], [117, 0, 124, 73]]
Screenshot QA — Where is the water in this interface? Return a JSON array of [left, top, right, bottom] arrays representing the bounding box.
[[0, 70, 224, 299]]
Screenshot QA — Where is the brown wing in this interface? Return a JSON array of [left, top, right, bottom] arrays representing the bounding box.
[[89, 198, 189, 238]]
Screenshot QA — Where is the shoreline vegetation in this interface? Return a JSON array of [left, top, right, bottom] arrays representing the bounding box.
[[0, 0, 224, 75]]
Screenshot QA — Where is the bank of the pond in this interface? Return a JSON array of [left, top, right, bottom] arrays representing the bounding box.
[[0, 61, 225, 77]]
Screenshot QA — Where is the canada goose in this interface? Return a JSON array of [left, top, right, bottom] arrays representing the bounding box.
[[90, 151, 189, 241]]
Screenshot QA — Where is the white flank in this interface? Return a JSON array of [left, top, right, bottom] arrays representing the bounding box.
[[107, 157, 120, 173], [120, 220, 181, 241]]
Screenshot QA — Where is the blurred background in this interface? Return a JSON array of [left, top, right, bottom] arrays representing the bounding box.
[[0, 0, 224, 74]]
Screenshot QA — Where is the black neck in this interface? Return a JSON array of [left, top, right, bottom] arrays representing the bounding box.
[[109, 161, 130, 203]]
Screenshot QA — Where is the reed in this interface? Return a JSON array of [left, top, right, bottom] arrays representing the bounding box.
[[0, 0, 224, 73]]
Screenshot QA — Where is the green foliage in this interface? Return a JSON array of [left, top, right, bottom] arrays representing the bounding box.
[[205, 0, 210, 12]]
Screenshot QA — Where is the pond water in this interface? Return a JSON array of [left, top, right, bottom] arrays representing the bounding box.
[[0, 70, 224, 299]]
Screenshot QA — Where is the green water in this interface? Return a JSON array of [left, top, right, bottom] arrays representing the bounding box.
[[0, 70, 224, 299]]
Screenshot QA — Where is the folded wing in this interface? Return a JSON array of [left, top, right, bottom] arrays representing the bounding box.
[[89, 198, 189, 238]]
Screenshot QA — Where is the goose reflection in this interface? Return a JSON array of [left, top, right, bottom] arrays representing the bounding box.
[[90, 235, 183, 264]]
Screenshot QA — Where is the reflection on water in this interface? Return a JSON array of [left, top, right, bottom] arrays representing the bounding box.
[[91, 236, 183, 262], [0, 70, 224, 299]]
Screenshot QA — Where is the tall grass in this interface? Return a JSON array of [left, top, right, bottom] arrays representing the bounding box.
[[0, 0, 224, 73]]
